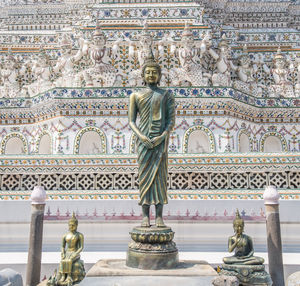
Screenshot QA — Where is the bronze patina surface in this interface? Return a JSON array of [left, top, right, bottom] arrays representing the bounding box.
[[127, 53, 178, 270], [129, 226, 174, 243], [128, 53, 175, 228], [47, 213, 86, 286], [126, 226, 178, 270], [220, 210, 272, 285]]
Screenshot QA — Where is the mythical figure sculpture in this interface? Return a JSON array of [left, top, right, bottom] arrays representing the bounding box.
[[128, 22, 155, 87], [79, 22, 117, 87], [233, 45, 261, 97], [266, 47, 295, 98], [128, 54, 175, 227], [47, 213, 85, 286], [170, 23, 210, 87], [208, 34, 233, 87], [53, 34, 82, 87], [0, 49, 21, 98], [220, 210, 272, 285], [295, 56, 300, 97], [22, 47, 54, 97]]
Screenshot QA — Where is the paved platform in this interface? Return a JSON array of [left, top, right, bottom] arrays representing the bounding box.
[[80, 259, 217, 286], [79, 276, 215, 286], [2, 251, 300, 284]]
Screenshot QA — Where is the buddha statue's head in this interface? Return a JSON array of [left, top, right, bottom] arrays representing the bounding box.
[[68, 212, 78, 232], [233, 209, 244, 236], [141, 53, 162, 85]]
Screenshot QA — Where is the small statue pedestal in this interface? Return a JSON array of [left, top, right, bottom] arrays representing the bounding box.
[[126, 226, 178, 270], [220, 264, 272, 286]]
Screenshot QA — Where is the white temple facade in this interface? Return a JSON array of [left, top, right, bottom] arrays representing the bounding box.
[[0, 0, 299, 201]]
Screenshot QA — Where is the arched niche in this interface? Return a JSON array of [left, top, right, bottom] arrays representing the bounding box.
[[1, 133, 28, 154], [187, 130, 211, 153], [263, 136, 283, 152], [38, 133, 52, 154], [238, 130, 252, 153], [183, 126, 215, 153], [74, 127, 106, 154], [260, 132, 287, 152]]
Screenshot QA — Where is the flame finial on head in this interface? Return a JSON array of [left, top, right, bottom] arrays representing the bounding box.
[[235, 209, 241, 219], [69, 212, 78, 225], [233, 209, 244, 227], [143, 49, 156, 66]]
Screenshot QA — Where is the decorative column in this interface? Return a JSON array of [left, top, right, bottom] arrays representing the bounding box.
[[263, 185, 284, 286], [26, 186, 46, 286]]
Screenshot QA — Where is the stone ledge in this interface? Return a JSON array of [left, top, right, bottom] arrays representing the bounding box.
[[79, 259, 218, 286], [79, 276, 216, 286], [86, 258, 217, 277]]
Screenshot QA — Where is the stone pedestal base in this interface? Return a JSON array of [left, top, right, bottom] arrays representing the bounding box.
[[127, 248, 178, 270], [220, 264, 272, 286], [126, 226, 179, 270], [79, 259, 218, 286]]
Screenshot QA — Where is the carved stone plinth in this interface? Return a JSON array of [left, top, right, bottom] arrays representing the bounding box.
[[81, 259, 218, 286], [220, 264, 272, 286], [126, 226, 179, 270]]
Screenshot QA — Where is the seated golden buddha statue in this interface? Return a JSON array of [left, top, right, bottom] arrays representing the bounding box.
[[223, 210, 264, 265], [47, 213, 86, 286]]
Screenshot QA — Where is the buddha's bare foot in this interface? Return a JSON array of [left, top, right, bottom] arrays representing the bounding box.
[[141, 216, 150, 227], [141, 205, 150, 227], [155, 217, 166, 227], [155, 204, 165, 227]]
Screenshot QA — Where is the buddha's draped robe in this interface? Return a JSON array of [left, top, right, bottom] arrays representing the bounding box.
[[60, 232, 83, 273], [223, 234, 265, 265], [135, 88, 175, 206]]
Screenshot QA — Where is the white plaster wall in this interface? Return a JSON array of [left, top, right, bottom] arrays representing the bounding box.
[[4, 137, 25, 154], [38, 134, 52, 154], [239, 133, 250, 153], [78, 131, 103, 154], [0, 116, 297, 154], [187, 130, 211, 153], [263, 136, 282, 153]]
